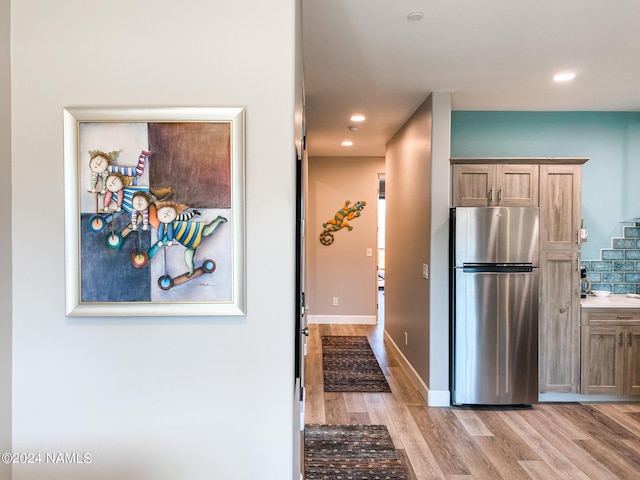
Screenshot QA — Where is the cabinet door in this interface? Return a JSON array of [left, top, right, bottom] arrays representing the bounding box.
[[539, 165, 581, 251], [625, 326, 640, 395], [539, 250, 581, 393], [496, 164, 539, 207], [581, 326, 624, 395], [452, 164, 495, 206]]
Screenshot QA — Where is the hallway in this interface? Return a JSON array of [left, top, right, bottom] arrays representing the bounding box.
[[304, 322, 640, 479]]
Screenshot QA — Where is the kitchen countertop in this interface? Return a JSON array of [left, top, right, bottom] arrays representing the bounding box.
[[581, 294, 640, 308]]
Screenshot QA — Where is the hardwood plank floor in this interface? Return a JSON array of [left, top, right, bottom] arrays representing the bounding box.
[[303, 319, 640, 480]]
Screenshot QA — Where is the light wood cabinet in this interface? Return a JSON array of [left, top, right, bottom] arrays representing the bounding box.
[[581, 309, 640, 395], [450, 157, 588, 397], [452, 163, 538, 207], [539, 165, 582, 251], [538, 163, 584, 394], [626, 326, 640, 394], [539, 251, 581, 393]]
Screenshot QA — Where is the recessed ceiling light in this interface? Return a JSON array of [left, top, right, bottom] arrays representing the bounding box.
[[407, 12, 424, 21], [350, 114, 365, 122], [553, 72, 576, 82], [341, 140, 353, 147]]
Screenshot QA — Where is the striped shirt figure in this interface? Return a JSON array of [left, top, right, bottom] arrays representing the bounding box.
[[89, 149, 150, 193], [154, 201, 226, 276], [103, 173, 133, 212], [89, 149, 120, 194], [131, 191, 154, 231], [156, 203, 200, 246]]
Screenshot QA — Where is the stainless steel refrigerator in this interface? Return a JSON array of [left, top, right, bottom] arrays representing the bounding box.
[[450, 206, 539, 406]]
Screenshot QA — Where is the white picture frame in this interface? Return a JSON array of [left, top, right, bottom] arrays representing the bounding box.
[[63, 107, 246, 316]]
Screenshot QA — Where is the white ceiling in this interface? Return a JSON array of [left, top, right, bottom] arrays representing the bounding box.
[[301, 0, 640, 157]]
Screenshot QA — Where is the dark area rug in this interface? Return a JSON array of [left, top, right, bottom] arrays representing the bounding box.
[[322, 336, 391, 392], [304, 424, 408, 480]]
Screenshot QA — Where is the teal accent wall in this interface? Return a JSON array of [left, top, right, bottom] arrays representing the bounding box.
[[451, 111, 640, 260]]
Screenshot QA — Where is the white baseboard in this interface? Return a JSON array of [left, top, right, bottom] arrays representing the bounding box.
[[307, 315, 377, 325], [383, 331, 427, 404], [428, 389, 451, 407], [383, 331, 451, 407]]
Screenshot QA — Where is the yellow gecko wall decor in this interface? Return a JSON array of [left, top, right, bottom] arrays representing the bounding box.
[[319, 200, 366, 246]]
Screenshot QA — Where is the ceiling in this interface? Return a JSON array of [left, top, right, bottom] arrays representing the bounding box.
[[301, 0, 640, 157]]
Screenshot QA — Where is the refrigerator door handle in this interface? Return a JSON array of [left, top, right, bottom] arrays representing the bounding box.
[[462, 263, 534, 273]]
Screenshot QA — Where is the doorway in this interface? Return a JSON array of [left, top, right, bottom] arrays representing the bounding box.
[[377, 173, 385, 324]]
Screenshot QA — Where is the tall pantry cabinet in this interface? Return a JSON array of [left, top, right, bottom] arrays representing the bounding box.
[[538, 163, 585, 393], [451, 158, 588, 396]]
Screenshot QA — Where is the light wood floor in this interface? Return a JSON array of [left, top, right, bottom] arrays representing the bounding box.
[[303, 320, 640, 480]]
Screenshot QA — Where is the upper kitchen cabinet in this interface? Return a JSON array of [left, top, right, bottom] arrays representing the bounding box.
[[452, 161, 538, 207], [539, 164, 584, 251]]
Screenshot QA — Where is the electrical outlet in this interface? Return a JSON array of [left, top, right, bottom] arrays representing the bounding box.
[[332, 297, 339, 306], [366, 248, 372, 257]]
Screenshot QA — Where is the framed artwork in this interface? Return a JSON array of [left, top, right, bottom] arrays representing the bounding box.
[[63, 107, 245, 316]]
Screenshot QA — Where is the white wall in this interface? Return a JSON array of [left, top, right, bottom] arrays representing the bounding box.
[[11, 1, 296, 479], [1, 1, 12, 479]]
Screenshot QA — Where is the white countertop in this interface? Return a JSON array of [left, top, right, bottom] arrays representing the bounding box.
[[581, 294, 640, 308]]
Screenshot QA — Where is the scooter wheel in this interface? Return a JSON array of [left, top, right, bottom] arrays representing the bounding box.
[[105, 232, 122, 249], [202, 259, 217, 273], [158, 275, 173, 290], [130, 251, 149, 268], [89, 215, 106, 233]]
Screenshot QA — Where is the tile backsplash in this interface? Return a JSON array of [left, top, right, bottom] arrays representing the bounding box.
[[581, 223, 640, 294]]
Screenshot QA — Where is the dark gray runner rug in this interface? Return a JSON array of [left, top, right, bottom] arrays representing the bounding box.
[[322, 336, 391, 392], [304, 424, 409, 480]]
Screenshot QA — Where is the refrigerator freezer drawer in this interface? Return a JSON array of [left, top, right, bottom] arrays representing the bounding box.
[[453, 269, 539, 405]]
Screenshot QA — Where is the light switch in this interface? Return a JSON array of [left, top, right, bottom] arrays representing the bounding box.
[[366, 248, 373, 257], [422, 263, 429, 279]]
